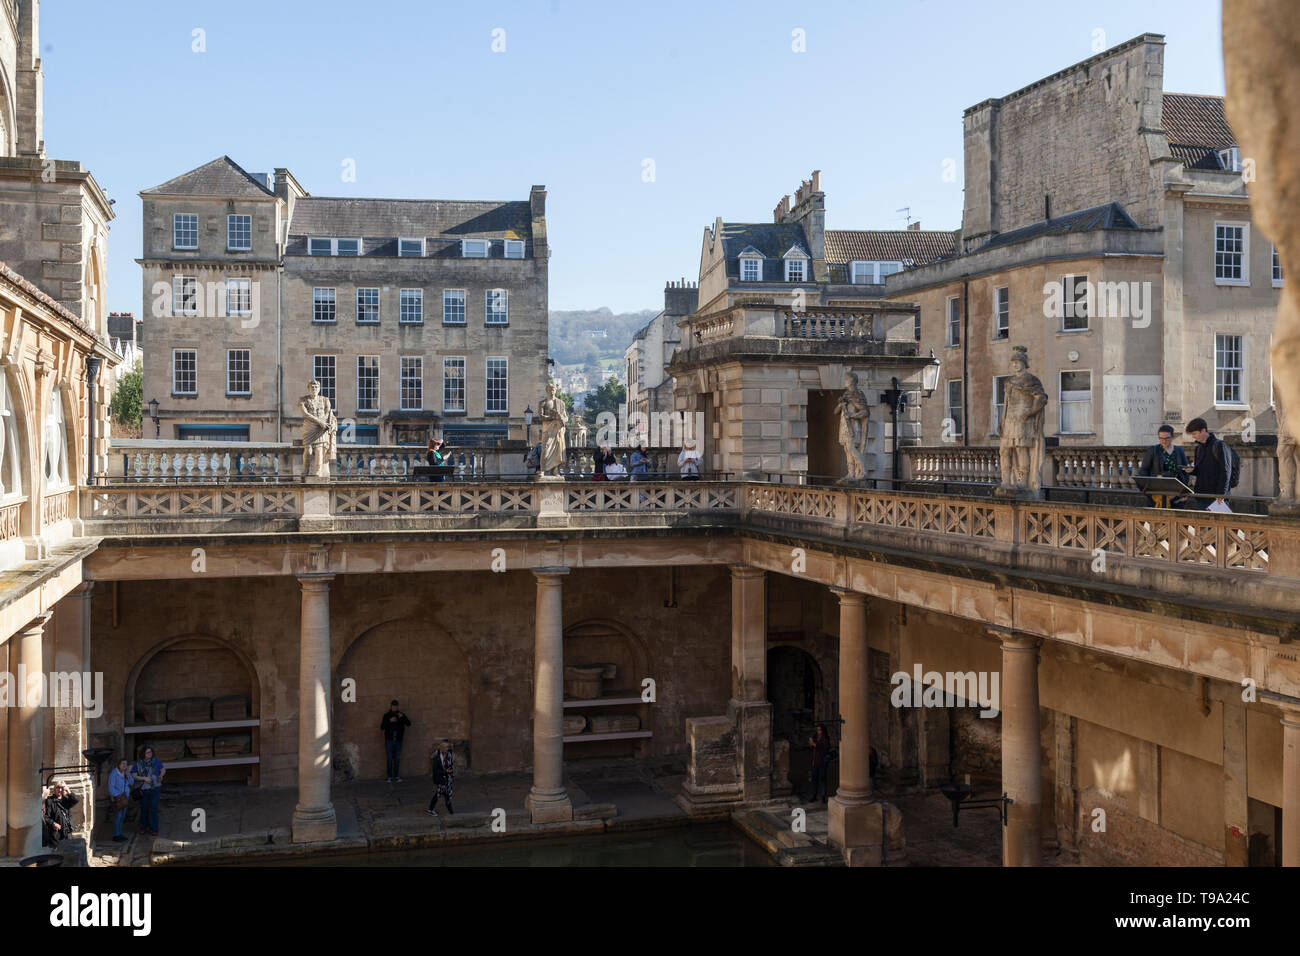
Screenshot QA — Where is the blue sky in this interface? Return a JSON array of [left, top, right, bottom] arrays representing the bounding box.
[[40, 0, 1225, 316]]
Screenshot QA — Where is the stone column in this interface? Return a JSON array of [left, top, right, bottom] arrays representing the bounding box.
[[7, 612, 51, 859], [52, 583, 95, 833], [292, 574, 336, 843], [1283, 708, 1300, 867], [527, 567, 573, 823], [829, 588, 880, 865], [729, 564, 771, 802], [998, 628, 1043, 867]]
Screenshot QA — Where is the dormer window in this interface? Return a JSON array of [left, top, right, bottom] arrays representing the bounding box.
[[308, 237, 362, 256], [398, 237, 425, 258], [740, 255, 763, 282], [462, 239, 489, 258], [1218, 147, 1241, 173], [850, 260, 905, 284]]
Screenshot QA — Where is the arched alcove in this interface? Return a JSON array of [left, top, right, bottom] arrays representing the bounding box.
[[125, 634, 261, 783], [333, 618, 470, 781], [562, 618, 653, 759], [766, 644, 825, 741]]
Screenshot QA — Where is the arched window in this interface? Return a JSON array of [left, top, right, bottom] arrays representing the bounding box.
[[0, 368, 23, 498], [43, 387, 68, 490]]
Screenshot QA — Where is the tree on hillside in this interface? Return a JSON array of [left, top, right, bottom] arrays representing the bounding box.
[[583, 378, 625, 427], [110, 359, 142, 427]]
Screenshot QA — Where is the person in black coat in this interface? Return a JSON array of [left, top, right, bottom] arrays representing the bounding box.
[[380, 700, 412, 783], [42, 782, 79, 848], [593, 442, 616, 481], [1186, 417, 1231, 509], [427, 740, 455, 816], [1137, 425, 1190, 506]]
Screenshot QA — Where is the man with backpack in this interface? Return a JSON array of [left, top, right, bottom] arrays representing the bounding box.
[[1185, 418, 1239, 510]]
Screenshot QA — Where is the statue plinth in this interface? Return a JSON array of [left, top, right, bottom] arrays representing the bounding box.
[[993, 486, 1041, 501], [1268, 501, 1300, 517]]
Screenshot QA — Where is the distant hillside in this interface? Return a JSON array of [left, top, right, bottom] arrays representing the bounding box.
[[548, 307, 656, 367]]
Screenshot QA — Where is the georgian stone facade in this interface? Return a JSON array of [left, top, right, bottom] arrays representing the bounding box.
[[139, 158, 548, 445]]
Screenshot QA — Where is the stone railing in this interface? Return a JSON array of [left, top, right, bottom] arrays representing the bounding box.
[[0, 498, 22, 540], [906, 446, 1001, 483], [41, 489, 73, 525], [781, 309, 875, 339], [692, 314, 737, 343]]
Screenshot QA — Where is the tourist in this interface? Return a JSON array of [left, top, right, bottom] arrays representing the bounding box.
[[42, 781, 79, 848], [108, 758, 131, 842], [426, 739, 455, 816], [380, 700, 411, 783], [593, 442, 617, 481], [630, 442, 650, 480], [1185, 417, 1231, 511], [132, 746, 165, 836], [677, 439, 701, 479], [808, 724, 831, 802], [1137, 425, 1189, 507]]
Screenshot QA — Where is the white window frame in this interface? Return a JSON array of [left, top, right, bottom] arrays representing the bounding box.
[[443, 289, 466, 325], [173, 213, 198, 251], [356, 355, 379, 413], [1059, 369, 1093, 435], [43, 388, 69, 490], [991, 374, 1009, 435], [784, 256, 807, 282], [945, 379, 963, 437], [461, 238, 489, 258], [1218, 147, 1241, 173], [356, 287, 380, 324], [226, 277, 252, 316], [172, 275, 198, 316], [226, 214, 252, 251], [740, 256, 763, 282], [485, 289, 508, 325], [1214, 221, 1250, 286], [485, 356, 508, 414], [399, 288, 423, 325], [504, 239, 524, 259], [398, 237, 425, 258], [1060, 274, 1090, 331], [313, 287, 337, 324], [442, 356, 466, 413], [1273, 244, 1284, 288], [993, 286, 1009, 340], [313, 354, 337, 409], [226, 348, 251, 396], [307, 236, 363, 256], [172, 348, 197, 395], [1214, 332, 1247, 407], [945, 296, 961, 347], [400, 356, 422, 411]]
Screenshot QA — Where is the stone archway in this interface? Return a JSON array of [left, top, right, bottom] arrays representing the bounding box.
[[333, 618, 470, 782], [767, 644, 824, 739]]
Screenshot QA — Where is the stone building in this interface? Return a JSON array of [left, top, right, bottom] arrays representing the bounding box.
[[139, 157, 548, 445], [669, 172, 953, 479], [887, 35, 1283, 492], [624, 280, 692, 424]]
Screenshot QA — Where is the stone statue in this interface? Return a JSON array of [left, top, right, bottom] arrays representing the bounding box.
[[836, 370, 872, 482], [1276, 391, 1298, 506], [997, 347, 1048, 496], [299, 379, 337, 478], [538, 382, 568, 478]]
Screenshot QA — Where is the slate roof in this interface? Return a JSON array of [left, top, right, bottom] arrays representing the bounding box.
[[979, 201, 1140, 251], [285, 197, 533, 257], [140, 156, 275, 197], [717, 223, 811, 282], [1162, 93, 1237, 170]]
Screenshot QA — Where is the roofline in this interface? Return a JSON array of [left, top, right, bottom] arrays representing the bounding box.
[[300, 195, 528, 206], [139, 155, 275, 198], [964, 32, 1166, 116]]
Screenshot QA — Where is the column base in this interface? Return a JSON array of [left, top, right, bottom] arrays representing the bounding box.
[[827, 797, 905, 866], [291, 805, 337, 843], [675, 781, 743, 819], [525, 789, 573, 824]]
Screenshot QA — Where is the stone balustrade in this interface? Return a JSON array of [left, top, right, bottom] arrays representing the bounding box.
[[781, 309, 875, 339], [906, 446, 1001, 483]]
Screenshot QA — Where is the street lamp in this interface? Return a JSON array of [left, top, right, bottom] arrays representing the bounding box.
[[147, 398, 160, 438], [921, 349, 941, 395], [524, 405, 533, 446], [879, 376, 907, 484]]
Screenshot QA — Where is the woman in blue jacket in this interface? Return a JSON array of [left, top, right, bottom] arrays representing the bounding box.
[[108, 758, 131, 842]]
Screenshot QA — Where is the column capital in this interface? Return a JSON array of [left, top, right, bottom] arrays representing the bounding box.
[[20, 610, 53, 636], [533, 566, 570, 580], [729, 563, 765, 580], [830, 586, 868, 608], [990, 626, 1041, 651], [1281, 708, 1300, 730], [297, 573, 335, 588]]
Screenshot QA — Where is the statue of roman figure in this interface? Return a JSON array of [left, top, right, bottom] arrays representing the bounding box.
[[538, 382, 569, 477], [997, 347, 1048, 495], [299, 379, 337, 478], [837, 370, 872, 482]]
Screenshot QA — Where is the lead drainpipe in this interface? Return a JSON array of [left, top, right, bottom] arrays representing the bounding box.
[[961, 276, 970, 447], [86, 355, 102, 484]]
